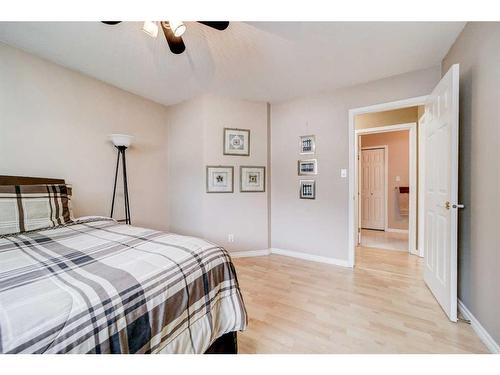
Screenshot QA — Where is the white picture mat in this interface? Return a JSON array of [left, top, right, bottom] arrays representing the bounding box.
[[240, 166, 265, 192], [206, 166, 233, 193], [300, 179, 316, 199], [224, 128, 250, 155], [299, 135, 316, 154], [298, 159, 318, 175]]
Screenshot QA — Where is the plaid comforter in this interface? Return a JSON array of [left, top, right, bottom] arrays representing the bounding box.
[[0, 218, 247, 353]]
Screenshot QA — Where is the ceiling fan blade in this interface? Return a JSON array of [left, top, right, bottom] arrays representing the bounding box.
[[197, 21, 229, 31], [161, 22, 186, 54], [101, 21, 122, 25]]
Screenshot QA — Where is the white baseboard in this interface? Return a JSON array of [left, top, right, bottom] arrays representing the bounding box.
[[230, 247, 351, 268], [458, 299, 499, 353], [270, 248, 352, 268], [230, 249, 271, 258], [386, 228, 409, 234]]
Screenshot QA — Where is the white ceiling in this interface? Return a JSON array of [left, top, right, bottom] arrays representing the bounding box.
[[0, 22, 465, 106]]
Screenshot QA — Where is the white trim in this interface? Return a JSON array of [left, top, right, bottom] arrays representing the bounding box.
[[270, 248, 352, 268], [350, 95, 428, 116], [458, 299, 500, 353], [360, 145, 388, 232], [356, 123, 416, 134], [408, 122, 418, 256], [230, 249, 271, 258], [349, 96, 427, 267], [386, 228, 409, 234], [230, 248, 352, 268], [417, 112, 426, 258]]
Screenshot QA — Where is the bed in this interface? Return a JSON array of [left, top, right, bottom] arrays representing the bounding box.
[[0, 176, 247, 354]]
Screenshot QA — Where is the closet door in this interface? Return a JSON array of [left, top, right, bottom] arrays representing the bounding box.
[[361, 148, 385, 230]]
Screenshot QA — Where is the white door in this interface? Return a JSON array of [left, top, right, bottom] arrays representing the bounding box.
[[423, 64, 460, 322], [361, 148, 385, 230]]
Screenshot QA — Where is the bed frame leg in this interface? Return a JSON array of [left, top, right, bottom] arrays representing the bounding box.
[[204, 332, 238, 354]]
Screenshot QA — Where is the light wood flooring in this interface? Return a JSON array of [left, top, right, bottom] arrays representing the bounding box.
[[233, 246, 487, 353], [361, 229, 408, 252]]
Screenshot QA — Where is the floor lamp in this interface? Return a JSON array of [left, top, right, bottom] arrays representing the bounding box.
[[109, 134, 133, 224]]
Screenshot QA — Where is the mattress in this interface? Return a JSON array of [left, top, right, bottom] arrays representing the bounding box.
[[0, 217, 247, 353]]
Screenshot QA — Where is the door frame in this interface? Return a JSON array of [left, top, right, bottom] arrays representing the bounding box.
[[348, 95, 427, 267], [356, 123, 417, 255], [359, 146, 388, 232]]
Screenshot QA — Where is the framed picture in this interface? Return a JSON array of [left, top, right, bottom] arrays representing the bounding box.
[[240, 166, 265, 192], [224, 128, 250, 156], [298, 159, 318, 175], [299, 135, 315, 154], [300, 180, 316, 199], [206, 166, 234, 193]]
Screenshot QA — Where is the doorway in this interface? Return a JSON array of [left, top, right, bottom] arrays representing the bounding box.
[[357, 121, 418, 255], [348, 64, 460, 322], [348, 97, 426, 269]]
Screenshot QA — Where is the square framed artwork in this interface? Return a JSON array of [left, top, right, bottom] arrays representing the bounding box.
[[299, 135, 316, 155], [224, 128, 250, 156], [206, 166, 234, 193], [240, 166, 265, 192], [299, 180, 316, 199], [298, 159, 318, 175]]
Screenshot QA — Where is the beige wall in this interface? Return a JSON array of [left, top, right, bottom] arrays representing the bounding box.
[[355, 107, 418, 129], [270, 66, 440, 261], [361, 131, 409, 230], [442, 22, 500, 345], [0, 43, 170, 231], [167, 95, 268, 253]]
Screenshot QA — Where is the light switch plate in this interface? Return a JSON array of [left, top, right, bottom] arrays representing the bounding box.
[[341, 168, 347, 178], [396, 176, 401, 182]]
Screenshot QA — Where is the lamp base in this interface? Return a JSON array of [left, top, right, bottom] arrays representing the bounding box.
[[110, 146, 131, 225]]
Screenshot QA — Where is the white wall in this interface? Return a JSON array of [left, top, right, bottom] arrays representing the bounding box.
[[270, 66, 440, 261], [0, 41, 443, 267], [0, 43, 170, 231], [167, 95, 268, 252], [165, 97, 206, 237]]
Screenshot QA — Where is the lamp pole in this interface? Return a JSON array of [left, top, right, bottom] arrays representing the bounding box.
[[110, 145, 131, 225]]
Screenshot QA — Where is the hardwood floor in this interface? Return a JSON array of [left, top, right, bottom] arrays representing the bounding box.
[[233, 247, 487, 353], [361, 229, 408, 251]]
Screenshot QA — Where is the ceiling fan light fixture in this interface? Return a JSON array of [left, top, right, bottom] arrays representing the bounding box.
[[142, 21, 159, 38], [168, 21, 186, 37]]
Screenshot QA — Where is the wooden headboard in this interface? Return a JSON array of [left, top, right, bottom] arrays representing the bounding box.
[[0, 176, 65, 185]]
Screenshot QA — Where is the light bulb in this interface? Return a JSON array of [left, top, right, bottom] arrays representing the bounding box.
[[168, 21, 186, 37], [142, 21, 159, 38]]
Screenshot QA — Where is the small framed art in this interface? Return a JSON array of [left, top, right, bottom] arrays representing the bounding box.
[[206, 166, 234, 193], [299, 180, 316, 199], [240, 166, 265, 192], [298, 159, 317, 175], [224, 128, 250, 156], [299, 135, 315, 154]]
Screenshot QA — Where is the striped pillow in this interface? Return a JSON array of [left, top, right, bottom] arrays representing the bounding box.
[[0, 184, 74, 235]]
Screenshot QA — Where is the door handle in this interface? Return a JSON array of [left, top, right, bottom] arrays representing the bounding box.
[[443, 201, 465, 210]]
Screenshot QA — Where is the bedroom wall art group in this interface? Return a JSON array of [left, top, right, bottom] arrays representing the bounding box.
[[206, 128, 318, 199], [206, 128, 265, 193]]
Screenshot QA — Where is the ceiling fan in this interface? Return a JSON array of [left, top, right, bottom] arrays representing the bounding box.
[[102, 21, 229, 55]]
